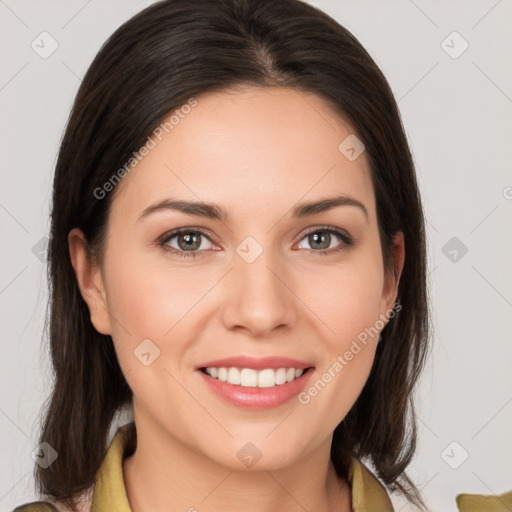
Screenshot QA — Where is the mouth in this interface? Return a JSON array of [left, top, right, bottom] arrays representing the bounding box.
[[198, 366, 314, 388], [196, 364, 315, 410]]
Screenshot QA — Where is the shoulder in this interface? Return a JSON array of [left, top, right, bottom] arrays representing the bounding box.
[[12, 492, 92, 512], [348, 456, 394, 511], [12, 502, 59, 512], [456, 489, 512, 511]]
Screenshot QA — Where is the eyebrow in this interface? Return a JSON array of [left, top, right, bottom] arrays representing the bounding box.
[[137, 194, 369, 223]]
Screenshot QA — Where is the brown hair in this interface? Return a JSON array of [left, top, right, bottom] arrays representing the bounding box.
[[37, 0, 431, 510]]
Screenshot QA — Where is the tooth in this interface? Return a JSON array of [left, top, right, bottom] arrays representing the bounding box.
[[227, 367, 241, 385], [258, 369, 276, 388], [205, 366, 306, 387], [240, 368, 257, 387], [217, 367, 228, 382], [275, 368, 287, 385]]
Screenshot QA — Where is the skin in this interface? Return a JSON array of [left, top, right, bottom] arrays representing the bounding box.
[[69, 86, 404, 512]]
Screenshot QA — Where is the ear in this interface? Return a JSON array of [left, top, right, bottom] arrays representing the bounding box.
[[68, 228, 112, 335], [380, 231, 405, 314]]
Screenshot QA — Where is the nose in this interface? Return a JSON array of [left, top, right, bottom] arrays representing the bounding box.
[[220, 247, 298, 338]]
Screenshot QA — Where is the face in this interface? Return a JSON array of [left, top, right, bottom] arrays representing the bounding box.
[[70, 86, 404, 471]]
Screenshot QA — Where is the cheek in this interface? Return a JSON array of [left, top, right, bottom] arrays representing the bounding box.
[[297, 245, 384, 405], [104, 238, 210, 337], [298, 261, 383, 428], [302, 252, 385, 346], [101, 239, 203, 375]]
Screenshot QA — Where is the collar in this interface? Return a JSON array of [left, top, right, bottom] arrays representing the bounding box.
[[92, 422, 395, 511]]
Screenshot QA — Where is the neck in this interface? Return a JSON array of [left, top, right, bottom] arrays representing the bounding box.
[[123, 409, 352, 512]]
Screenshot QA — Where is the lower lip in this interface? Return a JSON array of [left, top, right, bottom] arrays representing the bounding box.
[[197, 368, 314, 410]]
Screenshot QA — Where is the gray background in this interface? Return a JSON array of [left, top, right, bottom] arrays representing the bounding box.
[[1, 1, 511, 511]]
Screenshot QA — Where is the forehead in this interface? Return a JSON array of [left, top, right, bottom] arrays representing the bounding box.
[[110, 86, 375, 225]]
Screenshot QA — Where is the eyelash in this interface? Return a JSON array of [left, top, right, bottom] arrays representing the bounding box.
[[157, 226, 355, 259]]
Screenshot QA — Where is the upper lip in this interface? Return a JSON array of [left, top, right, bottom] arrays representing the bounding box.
[[196, 355, 314, 371]]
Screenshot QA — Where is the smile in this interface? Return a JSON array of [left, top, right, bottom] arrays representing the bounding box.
[[203, 367, 310, 388], [197, 366, 315, 410], [201, 366, 308, 387]]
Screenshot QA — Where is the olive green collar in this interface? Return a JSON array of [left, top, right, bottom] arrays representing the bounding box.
[[92, 422, 394, 511]]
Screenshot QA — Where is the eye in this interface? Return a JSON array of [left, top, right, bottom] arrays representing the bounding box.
[[158, 228, 216, 258], [295, 227, 353, 255], [157, 226, 354, 259]]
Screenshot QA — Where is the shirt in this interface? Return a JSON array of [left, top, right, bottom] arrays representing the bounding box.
[[94, 423, 395, 511], [13, 422, 512, 511]]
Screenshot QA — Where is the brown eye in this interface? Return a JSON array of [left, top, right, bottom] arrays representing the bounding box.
[[175, 231, 202, 251], [306, 231, 333, 250], [296, 227, 353, 255], [160, 229, 215, 257]]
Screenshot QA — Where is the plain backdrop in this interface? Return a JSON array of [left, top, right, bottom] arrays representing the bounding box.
[[1, 1, 511, 511]]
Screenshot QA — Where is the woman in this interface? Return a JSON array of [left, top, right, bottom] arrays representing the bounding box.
[[14, 0, 436, 510]]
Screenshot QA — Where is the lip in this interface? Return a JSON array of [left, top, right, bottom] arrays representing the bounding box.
[[195, 355, 314, 371], [197, 366, 315, 410]]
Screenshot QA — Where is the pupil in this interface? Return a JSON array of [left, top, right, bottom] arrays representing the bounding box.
[[310, 231, 330, 250], [179, 232, 200, 251]]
